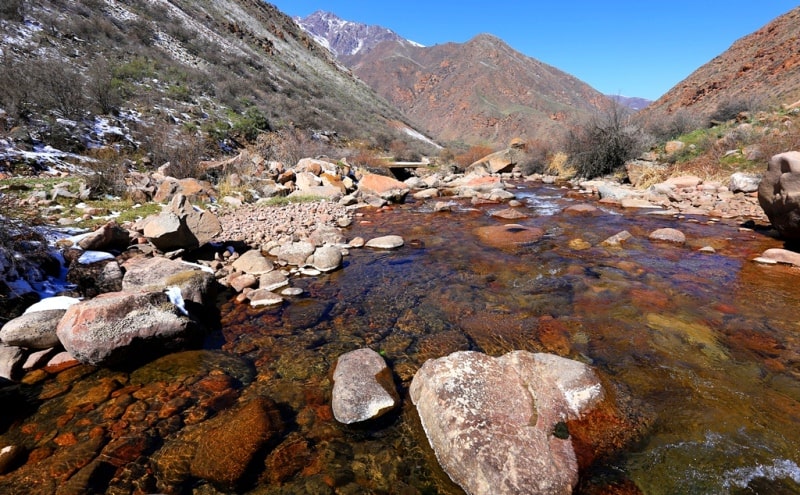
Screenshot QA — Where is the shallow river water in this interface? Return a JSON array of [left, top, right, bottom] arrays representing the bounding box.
[[2, 182, 800, 494]]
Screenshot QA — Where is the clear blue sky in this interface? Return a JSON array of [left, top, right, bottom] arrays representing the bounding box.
[[268, 1, 799, 101]]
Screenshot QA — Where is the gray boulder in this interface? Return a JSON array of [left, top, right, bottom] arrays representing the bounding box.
[[143, 194, 221, 251], [122, 256, 216, 310], [758, 151, 800, 239], [332, 348, 399, 424], [0, 309, 64, 349], [729, 172, 761, 193], [308, 245, 343, 272], [409, 350, 605, 495]]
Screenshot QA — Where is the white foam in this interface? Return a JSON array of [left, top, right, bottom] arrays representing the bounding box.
[[24, 296, 81, 314], [722, 459, 800, 489], [164, 286, 188, 316]]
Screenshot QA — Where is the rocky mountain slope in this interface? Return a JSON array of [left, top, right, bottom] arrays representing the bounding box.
[[348, 34, 610, 147], [0, 0, 427, 173], [296, 11, 611, 147], [643, 6, 800, 119]]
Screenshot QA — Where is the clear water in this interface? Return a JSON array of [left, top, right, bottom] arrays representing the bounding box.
[[1, 183, 799, 494]]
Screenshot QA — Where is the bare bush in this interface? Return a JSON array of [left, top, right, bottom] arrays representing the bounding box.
[[0, 0, 24, 21], [139, 122, 205, 178], [566, 103, 649, 179], [643, 109, 707, 141], [710, 96, 766, 123], [517, 139, 551, 175], [454, 145, 494, 170]]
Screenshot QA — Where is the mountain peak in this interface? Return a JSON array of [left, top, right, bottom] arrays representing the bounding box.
[[296, 10, 421, 59]]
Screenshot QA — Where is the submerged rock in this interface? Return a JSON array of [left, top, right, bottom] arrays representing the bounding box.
[[409, 351, 605, 495], [649, 228, 686, 245], [332, 348, 399, 424], [473, 224, 544, 250], [365, 235, 405, 249]]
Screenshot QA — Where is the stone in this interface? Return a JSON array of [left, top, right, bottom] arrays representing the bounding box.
[[756, 248, 800, 267], [77, 220, 131, 252], [231, 249, 273, 275], [563, 204, 600, 215], [664, 140, 686, 154], [248, 289, 283, 307], [143, 194, 221, 251], [758, 151, 800, 239], [649, 228, 686, 245], [55, 291, 198, 366], [413, 188, 440, 200], [275, 241, 316, 266], [409, 351, 604, 495], [308, 225, 346, 247], [0, 309, 64, 349], [228, 273, 257, 293], [621, 198, 661, 209], [259, 271, 289, 291], [491, 208, 528, 220], [665, 175, 702, 189], [280, 287, 303, 296], [66, 259, 123, 298], [466, 148, 518, 175], [0, 344, 26, 381], [365, 235, 405, 249], [601, 230, 633, 247], [729, 172, 761, 193], [308, 245, 342, 272], [332, 348, 399, 424], [122, 256, 216, 308], [473, 224, 544, 250], [358, 173, 411, 203]]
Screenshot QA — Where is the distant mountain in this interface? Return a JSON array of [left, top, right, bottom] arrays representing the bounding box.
[[643, 6, 800, 119], [295, 10, 422, 64], [297, 12, 611, 147], [608, 95, 652, 112]]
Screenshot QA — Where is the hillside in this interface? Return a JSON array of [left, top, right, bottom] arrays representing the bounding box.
[[643, 6, 800, 119], [0, 0, 428, 173], [347, 34, 609, 147]]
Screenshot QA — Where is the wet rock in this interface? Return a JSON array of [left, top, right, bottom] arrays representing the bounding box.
[[0, 309, 64, 349], [332, 348, 400, 424], [231, 249, 273, 275], [649, 228, 686, 245], [358, 173, 410, 203], [365, 235, 404, 249], [153, 396, 283, 492], [758, 151, 800, 239], [259, 271, 289, 291], [409, 350, 605, 495], [466, 148, 518, 175], [56, 291, 199, 366], [228, 273, 257, 292], [77, 220, 131, 252], [563, 204, 601, 215], [473, 224, 544, 250], [0, 444, 24, 474], [491, 208, 528, 220], [308, 245, 343, 272], [248, 289, 283, 307], [601, 230, 633, 247], [754, 248, 800, 266]]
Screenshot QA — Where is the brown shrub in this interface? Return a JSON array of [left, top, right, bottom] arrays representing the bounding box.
[[454, 145, 494, 170]]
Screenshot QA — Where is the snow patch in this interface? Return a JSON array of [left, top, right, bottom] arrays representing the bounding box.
[[401, 127, 441, 149], [165, 286, 188, 316], [24, 296, 81, 314], [77, 251, 115, 265]]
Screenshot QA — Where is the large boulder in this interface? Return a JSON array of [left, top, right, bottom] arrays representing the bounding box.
[[122, 256, 216, 310], [143, 194, 222, 251], [358, 173, 410, 203], [55, 290, 199, 366], [77, 220, 131, 252], [332, 348, 399, 424], [758, 151, 800, 239], [0, 309, 65, 349], [466, 148, 518, 175], [410, 351, 605, 495]]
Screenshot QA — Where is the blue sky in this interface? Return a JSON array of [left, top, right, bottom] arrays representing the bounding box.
[[268, 1, 799, 101]]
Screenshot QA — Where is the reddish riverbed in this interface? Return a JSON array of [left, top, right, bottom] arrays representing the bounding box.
[[1, 182, 799, 494]]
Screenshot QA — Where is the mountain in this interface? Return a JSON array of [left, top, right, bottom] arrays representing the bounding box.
[[0, 0, 429, 171], [294, 10, 422, 64], [348, 34, 610, 147], [609, 95, 652, 112], [643, 6, 800, 118], [296, 12, 610, 147]]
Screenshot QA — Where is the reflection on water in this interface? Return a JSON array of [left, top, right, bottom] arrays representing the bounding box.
[[2, 183, 800, 494]]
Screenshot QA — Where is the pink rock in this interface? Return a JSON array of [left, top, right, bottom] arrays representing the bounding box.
[[358, 173, 410, 203], [649, 227, 686, 245]]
